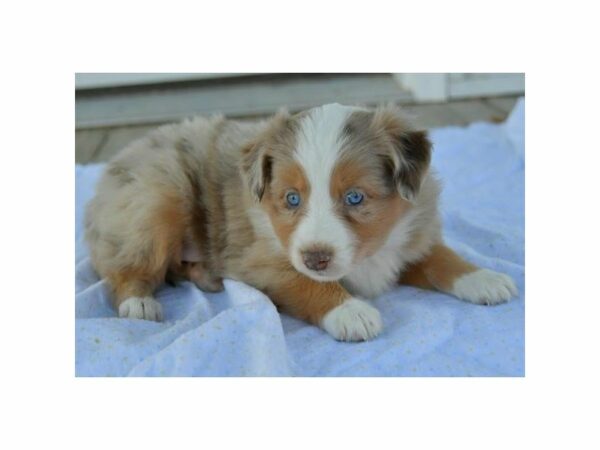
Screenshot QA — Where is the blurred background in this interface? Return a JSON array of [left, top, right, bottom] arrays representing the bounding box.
[[75, 73, 524, 164]]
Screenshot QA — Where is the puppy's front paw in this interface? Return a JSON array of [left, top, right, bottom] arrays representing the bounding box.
[[321, 298, 382, 341], [118, 297, 163, 321], [452, 269, 518, 305]]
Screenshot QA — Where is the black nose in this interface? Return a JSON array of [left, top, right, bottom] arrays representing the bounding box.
[[302, 249, 332, 271]]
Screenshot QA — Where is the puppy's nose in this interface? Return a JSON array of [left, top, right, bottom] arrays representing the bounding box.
[[302, 249, 332, 271]]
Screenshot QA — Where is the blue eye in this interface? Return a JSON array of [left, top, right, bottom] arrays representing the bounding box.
[[286, 191, 301, 207], [344, 190, 364, 206]]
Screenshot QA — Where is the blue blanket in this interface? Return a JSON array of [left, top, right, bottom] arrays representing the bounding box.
[[75, 99, 525, 376]]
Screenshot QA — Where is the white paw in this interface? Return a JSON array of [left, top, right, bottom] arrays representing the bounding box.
[[321, 298, 382, 341], [118, 297, 163, 321], [452, 269, 518, 305]]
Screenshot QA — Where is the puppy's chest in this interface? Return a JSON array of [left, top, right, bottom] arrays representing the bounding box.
[[341, 249, 406, 299]]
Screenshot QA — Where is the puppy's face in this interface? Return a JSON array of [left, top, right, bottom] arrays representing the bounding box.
[[242, 103, 431, 282]]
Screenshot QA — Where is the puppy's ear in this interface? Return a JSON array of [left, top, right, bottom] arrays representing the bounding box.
[[372, 106, 432, 202], [240, 110, 290, 202], [241, 140, 271, 202], [389, 129, 432, 202]]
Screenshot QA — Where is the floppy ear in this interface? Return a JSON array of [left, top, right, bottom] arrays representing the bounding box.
[[372, 106, 432, 202], [388, 129, 432, 202], [240, 110, 290, 202], [240, 140, 272, 202]]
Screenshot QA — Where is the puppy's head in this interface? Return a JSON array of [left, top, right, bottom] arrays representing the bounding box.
[[241, 103, 431, 281]]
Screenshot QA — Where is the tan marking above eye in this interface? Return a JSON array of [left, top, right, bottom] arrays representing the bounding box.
[[261, 160, 310, 247], [272, 162, 308, 192], [331, 159, 391, 200]]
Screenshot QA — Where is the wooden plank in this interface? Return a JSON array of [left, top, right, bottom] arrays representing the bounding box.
[[75, 73, 250, 89], [75, 74, 412, 128], [446, 99, 506, 124], [483, 96, 520, 115], [75, 129, 108, 164], [402, 99, 508, 129], [402, 103, 467, 129], [90, 125, 159, 163], [449, 74, 524, 99]]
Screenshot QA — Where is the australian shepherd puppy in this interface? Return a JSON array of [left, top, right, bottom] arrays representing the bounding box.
[[85, 103, 517, 341]]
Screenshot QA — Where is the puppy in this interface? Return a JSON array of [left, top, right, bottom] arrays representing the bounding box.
[[85, 103, 517, 341]]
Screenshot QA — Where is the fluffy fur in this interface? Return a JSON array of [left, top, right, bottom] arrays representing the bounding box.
[[85, 103, 517, 341]]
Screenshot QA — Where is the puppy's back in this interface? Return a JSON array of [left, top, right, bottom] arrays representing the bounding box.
[[84, 115, 234, 281]]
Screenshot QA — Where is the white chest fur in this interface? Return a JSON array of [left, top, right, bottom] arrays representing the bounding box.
[[341, 215, 416, 299], [342, 249, 407, 299]]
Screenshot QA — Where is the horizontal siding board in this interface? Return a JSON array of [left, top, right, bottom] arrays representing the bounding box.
[[483, 97, 520, 115], [449, 73, 524, 99], [76, 75, 412, 128], [75, 73, 249, 89]]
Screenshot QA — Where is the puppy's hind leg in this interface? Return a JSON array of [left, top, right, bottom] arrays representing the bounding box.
[[104, 195, 189, 321], [108, 270, 164, 321]]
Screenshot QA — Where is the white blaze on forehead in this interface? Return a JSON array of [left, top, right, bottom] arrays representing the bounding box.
[[294, 103, 352, 176], [289, 103, 357, 280]]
